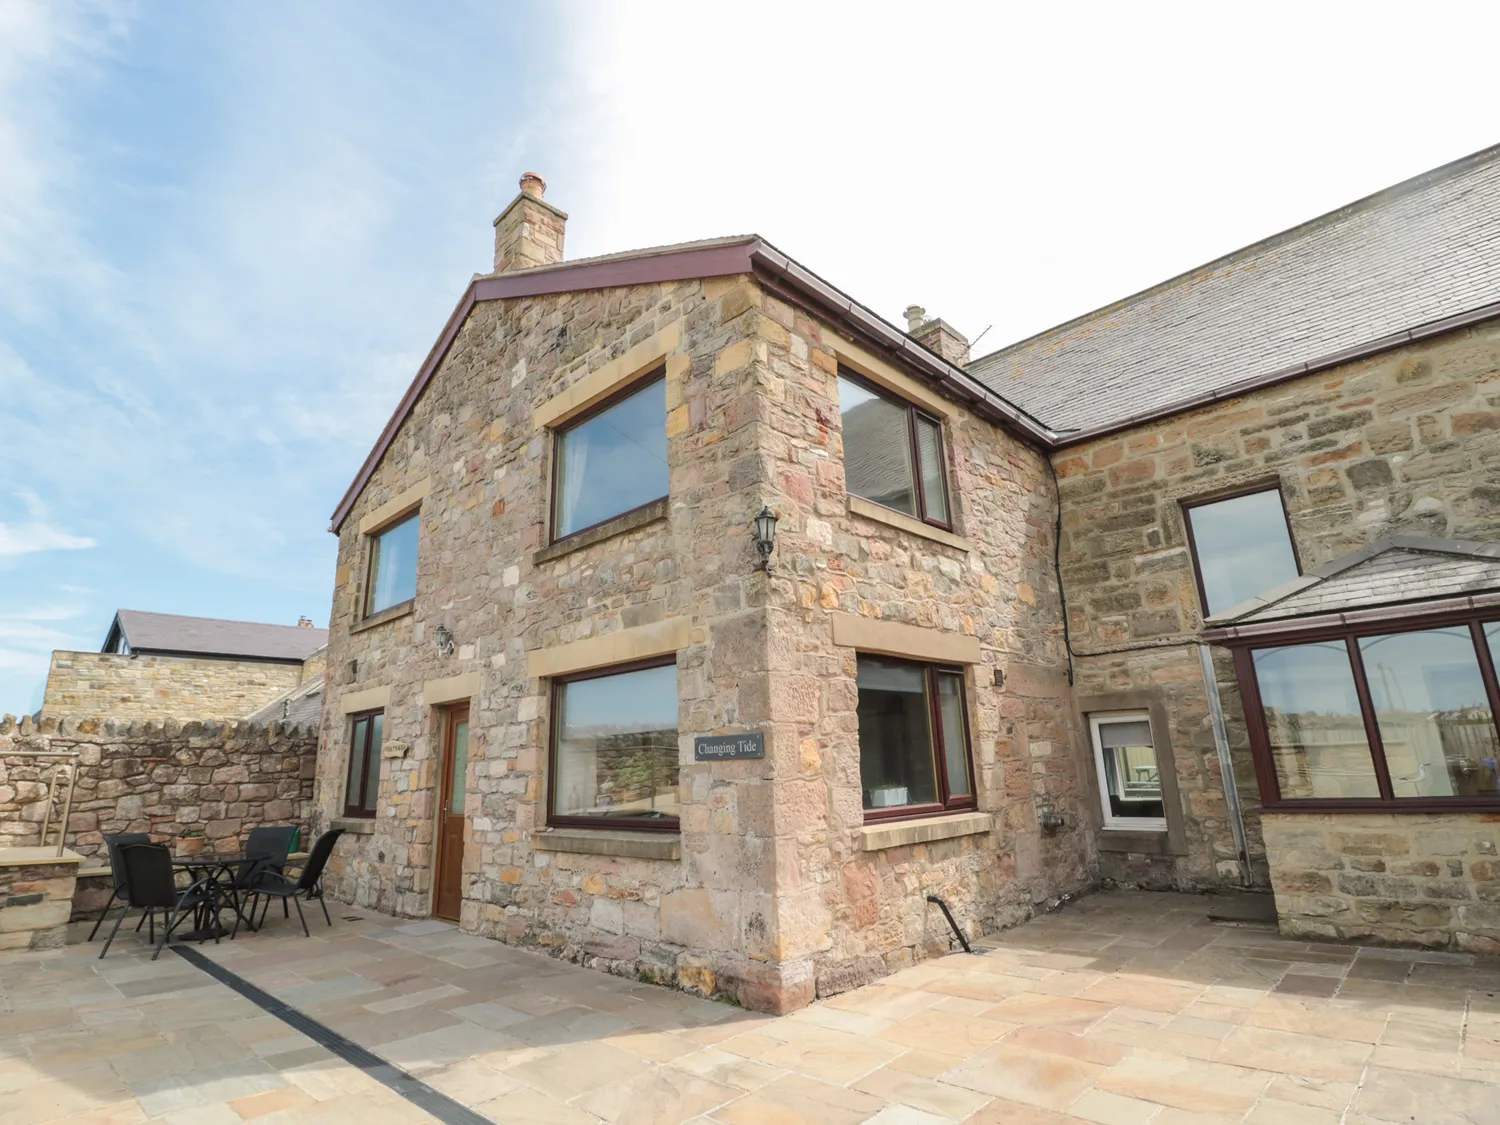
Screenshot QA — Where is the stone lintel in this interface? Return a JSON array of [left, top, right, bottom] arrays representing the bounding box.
[[830, 613, 982, 665], [847, 495, 973, 552], [339, 685, 392, 715], [358, 477, 430, 535], [527, 617, 691, 680], [533, 323, 686, 430], [533, 827, 681, 861], [331, 817, 376, 835], [859, 812, 993, 851], [832, 334, 954, 419], [422, 672, 482, 706]]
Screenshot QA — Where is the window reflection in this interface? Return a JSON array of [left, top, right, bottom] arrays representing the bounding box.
[[1186, 490, 1300, 616], [1253, 642, 1380, 799], [553, 663, 679, 823], [555, 376, 668, 539], [1090, 714, 1166, 827], [839, 377, 917, 517], [1359, 628, 1499, 798], [367, 515, 419, 615]]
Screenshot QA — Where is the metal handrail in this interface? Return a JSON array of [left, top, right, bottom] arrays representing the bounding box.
[[2, 750, 80, 857]]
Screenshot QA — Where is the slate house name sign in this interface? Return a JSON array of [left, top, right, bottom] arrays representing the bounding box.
[[693, 732, 765, 761]]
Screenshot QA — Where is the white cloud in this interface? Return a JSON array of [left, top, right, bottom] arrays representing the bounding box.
[[558, 2, 1500, 352], [0, 491, 95, 558]]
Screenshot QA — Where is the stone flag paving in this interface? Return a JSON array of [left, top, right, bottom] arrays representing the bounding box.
[[2, 890, 1499, 1123]]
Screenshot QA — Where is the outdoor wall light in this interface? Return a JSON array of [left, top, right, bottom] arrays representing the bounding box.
[[752, 506, 779, 571], [434, 624, 455, 656]]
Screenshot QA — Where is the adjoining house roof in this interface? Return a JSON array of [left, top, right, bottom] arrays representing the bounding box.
[[245, 670, 325, 725], [108, 610, 329, 662], [967, 144, 1500, 440], [328, 237, 1054, 532], [1202, 537, 1500, 639]]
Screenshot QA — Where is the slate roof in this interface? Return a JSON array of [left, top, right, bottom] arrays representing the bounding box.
[[109, 610, 328, 662], [1205, 538, 1500, 630], [245, 671, 325, 725], [966, 144, 1500, 437]]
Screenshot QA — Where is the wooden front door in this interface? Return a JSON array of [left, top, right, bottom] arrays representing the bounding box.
[[434, 705, 469, 921]]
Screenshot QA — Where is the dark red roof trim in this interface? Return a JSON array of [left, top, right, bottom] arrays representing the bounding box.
[[328, 239, 1054, 532]]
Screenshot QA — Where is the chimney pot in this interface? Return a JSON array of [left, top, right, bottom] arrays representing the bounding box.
[[906, 304, 972, 366], [519, 172, 546, 200], [297, 616, 313, 628], [904, 305, 927, 333]]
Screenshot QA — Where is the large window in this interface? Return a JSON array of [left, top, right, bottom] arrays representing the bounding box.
[[838, 371, 951, 528], [366, 514, 420, 616], [855, 655, 974, 820], [549, 659, 679, 829], [1088, 712, 1167, 830], [1237, 614, 1500, 810], [553, 373, 669, 541], [1183, 487, 1300, 617], [345, 711, 383, 818]]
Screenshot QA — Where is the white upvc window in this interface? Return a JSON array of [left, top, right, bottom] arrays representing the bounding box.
[[1089, 711, 1167, 831]]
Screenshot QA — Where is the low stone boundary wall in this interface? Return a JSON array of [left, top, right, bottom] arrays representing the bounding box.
[[0, 714, 318, 861], [1263, 810, 1500, 954]]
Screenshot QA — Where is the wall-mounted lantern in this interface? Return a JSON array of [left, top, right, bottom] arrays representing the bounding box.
[[752, 506, 779, 571], [434, 624, 455, 656]]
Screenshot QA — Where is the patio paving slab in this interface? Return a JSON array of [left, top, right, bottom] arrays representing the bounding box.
[[3, 890, 1500, 1122]]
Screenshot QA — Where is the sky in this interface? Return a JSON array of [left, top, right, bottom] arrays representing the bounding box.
[[3, 0, 1499, 712]]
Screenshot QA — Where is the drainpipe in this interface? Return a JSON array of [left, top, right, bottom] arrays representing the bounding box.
[[1198, 644, 1252, 886]]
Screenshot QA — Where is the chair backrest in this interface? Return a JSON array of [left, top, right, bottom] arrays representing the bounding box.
[[104, 832, 152, 894], [234, 826, 298, 888], [119, 843, 178, 910], [295, 829, 344, 891]]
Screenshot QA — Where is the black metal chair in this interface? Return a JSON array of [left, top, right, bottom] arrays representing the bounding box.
[[235, 828, 343, 938], [99, 843, 224, 960], [221, 825, 298, 924], [86, 832, 152, 942]]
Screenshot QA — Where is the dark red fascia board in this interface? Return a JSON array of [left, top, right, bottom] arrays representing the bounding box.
[[328, 239, 1054, 532]]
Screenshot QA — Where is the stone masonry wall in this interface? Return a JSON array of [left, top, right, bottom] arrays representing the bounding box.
[[43, 651, 304, 720], [318, 273, 813, 1009], [0, 714, 317, 858], [1262, 811, 1500, 953], [0, 857, 79, 952], [1053, 319, 1500, 891], [316, 269, 1098, 1012], [755, 294, 1093, 996]]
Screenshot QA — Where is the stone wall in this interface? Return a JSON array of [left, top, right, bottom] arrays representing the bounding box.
[[1054, 319, 1500, 890], [1262, 811, 1500, 953], [0, 853, 81, 951], [42, 651, 305, 720], [0, 714, 318, 858], [316, 267, 1097, 1012], [755, 290, 1092, 996]]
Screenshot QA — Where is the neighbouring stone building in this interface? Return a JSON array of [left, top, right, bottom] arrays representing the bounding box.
[[42, 609, 328, 721], [311, 147, 1500, 1010]]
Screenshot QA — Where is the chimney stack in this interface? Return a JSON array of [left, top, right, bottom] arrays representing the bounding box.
[[903, 303, 971, 367], [493, 172, 567, 273], [297, 616, 313, 628]]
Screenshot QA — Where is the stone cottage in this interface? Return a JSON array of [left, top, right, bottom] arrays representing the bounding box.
[[314, 147, 1500, 1011]]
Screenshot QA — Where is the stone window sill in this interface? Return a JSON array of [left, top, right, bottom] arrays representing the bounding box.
[[1097, 827, 1179, 856], [350, 601, 414, 636], [533, 498, 669, 566], [533, 826, 681, 861], [859, 811, 993, 852], [332, 817, 376, 835], [847, 495, 972, 552]]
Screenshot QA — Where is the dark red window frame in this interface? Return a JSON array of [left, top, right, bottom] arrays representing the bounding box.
[[344, 710, 383, 819], [546, 655, 681, 832], [858, 656, 978, 824], [837, 366, 954, 532], [1231, 608, 1500, 813], [548, 368, 669, 546]]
